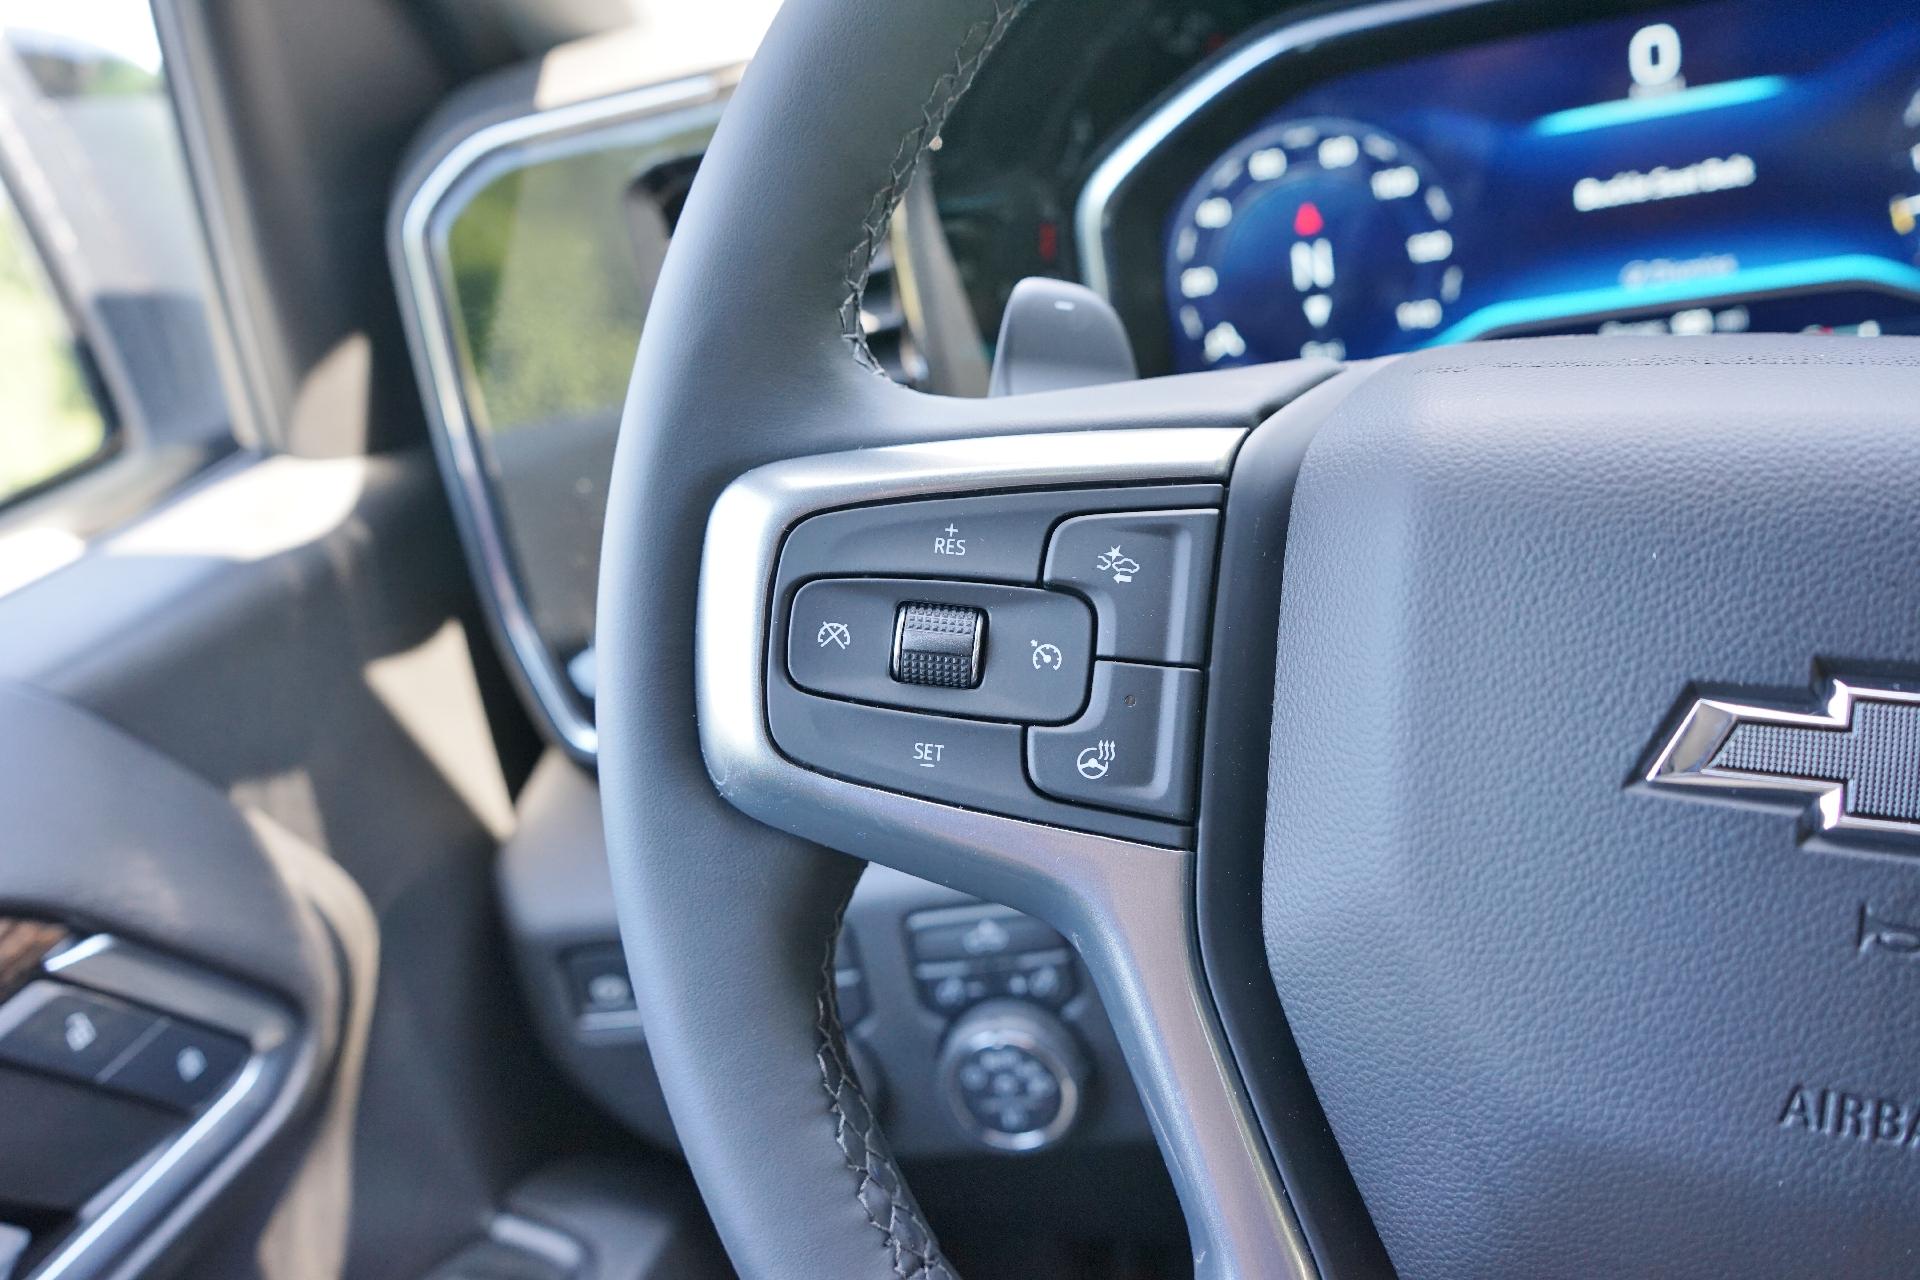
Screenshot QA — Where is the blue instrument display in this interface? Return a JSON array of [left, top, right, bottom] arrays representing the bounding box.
[[1164, 0, 1920, 370]]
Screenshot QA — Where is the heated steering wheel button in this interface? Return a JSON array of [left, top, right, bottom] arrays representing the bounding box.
[[1026, 661, 1203, 821], [1044, 510, 1218, 665]]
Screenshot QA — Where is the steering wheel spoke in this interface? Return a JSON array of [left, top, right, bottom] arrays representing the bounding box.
[[694, 400, 1334, 1279], [594, 0, 1346, 1272]]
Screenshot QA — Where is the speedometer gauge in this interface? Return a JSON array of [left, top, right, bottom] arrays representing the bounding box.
[[1166, 118, 1461, 368], [1893, 83, 1920, 263]]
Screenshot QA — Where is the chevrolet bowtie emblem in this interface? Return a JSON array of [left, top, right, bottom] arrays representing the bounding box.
[[1645, 678, 1920, 840]]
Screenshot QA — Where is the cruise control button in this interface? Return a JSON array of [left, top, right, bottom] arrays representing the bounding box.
[[892, 601, 985, 688], [780, 492, 1072, 584], [788, 579, 897, 691], [0, 981, 160, 1085], [788, 579, 1091, 724], [1026, 661, 1204, 821], [769, 688, 1032, 815], [1044, 510, 1218, 665], [99, 1018, 248, 1112]]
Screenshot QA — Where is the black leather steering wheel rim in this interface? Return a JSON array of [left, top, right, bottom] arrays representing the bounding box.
[[600, 1, 1323, 1273], [598, 4, 1039, 1276]]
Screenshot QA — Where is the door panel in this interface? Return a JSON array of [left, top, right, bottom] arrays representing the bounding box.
[[0, 452, 561, 1280]]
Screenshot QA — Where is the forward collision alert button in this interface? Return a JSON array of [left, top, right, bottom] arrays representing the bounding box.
[[1026, 661, 1203, 821], [1044, 510, 1218, 665]]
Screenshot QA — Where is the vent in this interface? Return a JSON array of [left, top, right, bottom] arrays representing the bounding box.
[[860, 241, 927, 388]]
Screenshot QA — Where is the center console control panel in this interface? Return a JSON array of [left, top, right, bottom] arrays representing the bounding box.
[[767, 485, 1221, 847], [503, 756, 1161, 1164]]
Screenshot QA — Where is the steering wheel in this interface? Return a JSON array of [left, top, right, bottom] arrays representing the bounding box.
[[597, 1, 1920, 1277]]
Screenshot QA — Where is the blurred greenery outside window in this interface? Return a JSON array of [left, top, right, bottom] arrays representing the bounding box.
[[442, 0, 777, 436], [0, 182, 112, 505], [2, 0, 214, 511], [447, 145, 668, 434]]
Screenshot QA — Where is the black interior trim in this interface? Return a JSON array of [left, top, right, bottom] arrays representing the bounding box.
[[1196, 367, 1395, 1278]]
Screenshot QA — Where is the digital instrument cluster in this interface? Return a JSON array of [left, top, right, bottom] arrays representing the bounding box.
[[1140, 0, 1920, 370]]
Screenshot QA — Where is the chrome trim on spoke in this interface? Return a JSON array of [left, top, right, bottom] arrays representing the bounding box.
[[393, 71, 738, 762], [697, 427, 1313, 1280], [1075, 0, 1494, 300]]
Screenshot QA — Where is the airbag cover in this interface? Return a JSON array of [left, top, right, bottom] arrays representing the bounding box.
[[1264, 337, 1920, 1278]]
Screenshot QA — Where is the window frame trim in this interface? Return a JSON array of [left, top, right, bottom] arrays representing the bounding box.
[[390, 68, 737, 764], [0, 159, 127, 514]]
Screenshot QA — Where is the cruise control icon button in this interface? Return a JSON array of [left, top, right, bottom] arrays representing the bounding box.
[[786, 579, 1091, 723]]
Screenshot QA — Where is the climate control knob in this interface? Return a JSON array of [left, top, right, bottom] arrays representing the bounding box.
[[938, 1000, 1087, 1152]]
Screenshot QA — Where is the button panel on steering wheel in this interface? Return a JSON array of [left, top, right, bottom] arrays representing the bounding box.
[[767, 485, 1220, 847], [788, 578, 1093, 722]]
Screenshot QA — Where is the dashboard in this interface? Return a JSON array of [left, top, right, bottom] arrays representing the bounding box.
[[1066, 0, 1920, 371]]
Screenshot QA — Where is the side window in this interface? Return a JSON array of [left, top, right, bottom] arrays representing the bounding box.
[[0, 182, 113, 504], [0, 0, 229, 521]]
